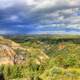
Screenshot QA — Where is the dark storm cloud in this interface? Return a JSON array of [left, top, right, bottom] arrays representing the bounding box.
[[0, 0, 80, 34]]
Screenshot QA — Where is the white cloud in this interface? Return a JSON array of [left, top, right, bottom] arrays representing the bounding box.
[[0, 0, 14, 9], [26, 0, 80, 11], [0, 0, 80, 9], [28, 30, 80, 35], [37, 7, 80, 30], [7, 15, 19, 21], [0, 30, 17, 34]]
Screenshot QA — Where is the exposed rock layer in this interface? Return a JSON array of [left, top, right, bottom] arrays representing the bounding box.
[[0, 36, 26, 65]]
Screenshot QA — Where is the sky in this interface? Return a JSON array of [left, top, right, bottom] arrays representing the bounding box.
[[0, 0, 80, 34]]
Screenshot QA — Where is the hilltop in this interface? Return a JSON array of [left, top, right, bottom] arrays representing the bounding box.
[[0, 36, 49, 65]]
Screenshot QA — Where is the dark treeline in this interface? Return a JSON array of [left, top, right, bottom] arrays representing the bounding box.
[[7, 36, 80, 44]]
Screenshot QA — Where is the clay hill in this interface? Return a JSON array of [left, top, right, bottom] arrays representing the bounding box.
[[0, 36, 49, 65], [0, 36, 27, 65]]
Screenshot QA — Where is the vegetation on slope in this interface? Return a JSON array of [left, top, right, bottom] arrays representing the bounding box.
[[0, 35, 80, 80]]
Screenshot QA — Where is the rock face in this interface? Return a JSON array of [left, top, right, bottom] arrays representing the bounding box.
[[0, 36, 49, 65], [0, 45, 16, 57], [0, 36, 26, 65], [0, 44, 16, 65]]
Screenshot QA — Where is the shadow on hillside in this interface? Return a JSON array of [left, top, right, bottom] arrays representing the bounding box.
[[0, 72, 5, 80]]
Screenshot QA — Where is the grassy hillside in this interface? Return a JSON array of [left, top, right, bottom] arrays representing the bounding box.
[[0, 35, 80, 80]]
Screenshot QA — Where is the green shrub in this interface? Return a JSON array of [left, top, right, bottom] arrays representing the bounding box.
[[64, 56, 77, 67], [10, 65, 23, 79]]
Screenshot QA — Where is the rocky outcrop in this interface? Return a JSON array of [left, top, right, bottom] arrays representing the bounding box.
[[0, 36, 49, 65], [0, 36, 27, 65], [0, 44, 16, 65], [0, 45, 16, 57]]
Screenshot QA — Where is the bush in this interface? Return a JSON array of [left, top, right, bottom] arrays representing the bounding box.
[[64, 56, 77, 67], [10, 65, 23, 79]]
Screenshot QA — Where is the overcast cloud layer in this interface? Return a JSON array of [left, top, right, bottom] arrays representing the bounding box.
[[0, 0, 80, 34]]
